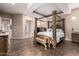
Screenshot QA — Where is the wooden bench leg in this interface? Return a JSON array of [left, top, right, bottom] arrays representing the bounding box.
[[44, 43, 47, 50], [48, 43, 50, 47], [48, 38, 50, 48]]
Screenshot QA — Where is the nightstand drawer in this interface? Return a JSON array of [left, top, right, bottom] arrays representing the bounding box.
[[72, 32, 79, 43]]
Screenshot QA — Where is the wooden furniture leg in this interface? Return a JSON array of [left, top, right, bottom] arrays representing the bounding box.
[[44, 43, 47, 50], [35, 37, 48, 50], [48, 38, 50, 48]]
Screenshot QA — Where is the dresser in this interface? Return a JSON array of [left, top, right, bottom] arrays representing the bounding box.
[[72, 32, 79, 43]]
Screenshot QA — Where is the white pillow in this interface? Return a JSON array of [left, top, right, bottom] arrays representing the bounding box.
[[47, 28, 53, 32], [56, 29, 63, 32]]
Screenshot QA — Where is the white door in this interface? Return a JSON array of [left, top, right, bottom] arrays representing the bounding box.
[[2, 18, 12, 39], [25, 20, 32, 37]]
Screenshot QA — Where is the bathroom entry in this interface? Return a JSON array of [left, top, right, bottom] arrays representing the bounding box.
[[25, 20, 32, 37], [2, 17, 12, 39]]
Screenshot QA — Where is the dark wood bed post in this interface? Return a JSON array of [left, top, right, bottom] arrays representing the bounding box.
[[48, 21, 50, 28], [34, 18, 37, 38], [62, 18, 65, 40], [52, 10, 57, 47]]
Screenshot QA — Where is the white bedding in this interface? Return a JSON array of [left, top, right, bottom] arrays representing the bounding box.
[[37, 29, 64, 43]]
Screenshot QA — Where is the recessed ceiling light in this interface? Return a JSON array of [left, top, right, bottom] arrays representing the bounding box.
[[11, 3, 15, 5], [71, 16, 76, 20]]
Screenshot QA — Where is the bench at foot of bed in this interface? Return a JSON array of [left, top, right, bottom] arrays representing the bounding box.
[[34, 36, 49, 50]]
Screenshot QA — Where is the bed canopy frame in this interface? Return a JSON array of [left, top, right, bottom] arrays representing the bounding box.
[[34, 10, 65, 49]]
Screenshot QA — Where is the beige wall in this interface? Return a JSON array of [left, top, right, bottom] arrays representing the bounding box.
[[12, 14, 35, 39], [65, 9, 79, 41], [12, 14, 23, 39], [37, 21, 47, 28]]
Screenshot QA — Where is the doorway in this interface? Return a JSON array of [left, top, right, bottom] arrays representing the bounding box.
[[2, 17, 12, 39], [25, 20, 32, 37]]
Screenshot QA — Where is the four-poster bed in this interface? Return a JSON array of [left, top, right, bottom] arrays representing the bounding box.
[[34, 10, 65, 50]]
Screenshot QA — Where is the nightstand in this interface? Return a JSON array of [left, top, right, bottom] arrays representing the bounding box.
[[72, 32, 79, 43]]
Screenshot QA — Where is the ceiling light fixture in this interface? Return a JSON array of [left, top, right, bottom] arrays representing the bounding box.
[[71, 16, 76, 20], [11, 3, 15, 5]]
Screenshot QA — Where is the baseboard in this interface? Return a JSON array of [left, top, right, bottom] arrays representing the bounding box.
[[12, 37, 25, 39], [12, 36, 33, 39], [65, 38, 72, 41]]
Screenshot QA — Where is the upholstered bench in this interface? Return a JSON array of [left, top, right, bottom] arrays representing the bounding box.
[[34, 36, 49, 50]]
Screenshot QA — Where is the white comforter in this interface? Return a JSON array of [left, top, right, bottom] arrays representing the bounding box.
[[37, 31, 64, 43]]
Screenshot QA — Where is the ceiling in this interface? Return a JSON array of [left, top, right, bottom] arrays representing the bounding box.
[[0, 3, 79, 19], [0, 3, 28, 14]]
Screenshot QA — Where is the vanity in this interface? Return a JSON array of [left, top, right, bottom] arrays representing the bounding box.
[[0, 33, 9, 56]]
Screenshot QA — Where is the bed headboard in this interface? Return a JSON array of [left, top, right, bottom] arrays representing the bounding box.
[[37, 27, 46, 33]]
